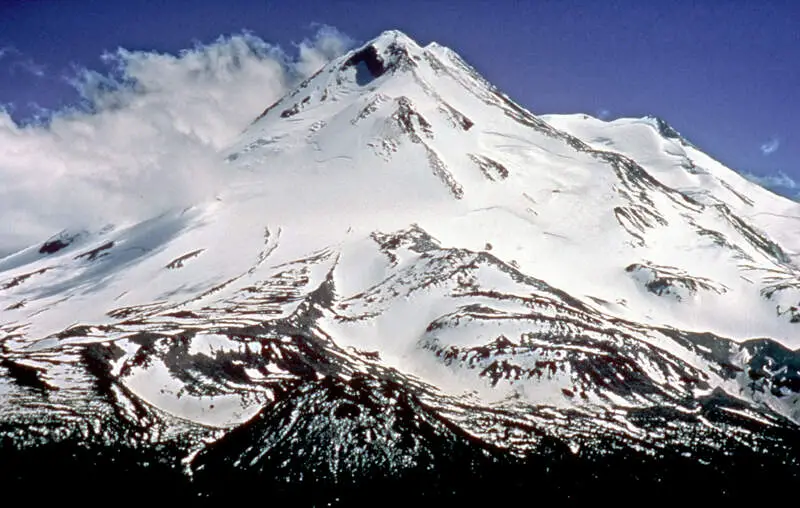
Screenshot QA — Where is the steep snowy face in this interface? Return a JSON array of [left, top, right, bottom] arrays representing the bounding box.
[[543, 113, 800, 260], [540, 113, 800, 336], [2, 30, 800, 495]]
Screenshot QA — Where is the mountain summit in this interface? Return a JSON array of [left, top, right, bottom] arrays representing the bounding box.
[[3, 30, 800, 501]]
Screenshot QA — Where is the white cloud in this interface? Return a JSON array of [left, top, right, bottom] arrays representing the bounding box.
[[293, 25, 354, 77], [0, 27, 352, 255], [760, 138, 780, 155], [596, 109, 611, 120]]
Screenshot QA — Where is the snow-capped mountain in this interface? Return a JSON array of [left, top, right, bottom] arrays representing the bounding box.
[[3, 30, 800, 501]]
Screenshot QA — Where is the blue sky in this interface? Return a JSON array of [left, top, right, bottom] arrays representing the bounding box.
[[0, 0, 798, 197]]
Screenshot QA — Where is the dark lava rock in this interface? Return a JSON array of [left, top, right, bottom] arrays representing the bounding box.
[[344, 45, 386, 85]]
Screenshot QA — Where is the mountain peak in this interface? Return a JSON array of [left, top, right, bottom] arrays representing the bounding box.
[[343, 29, 423, 79], [640, 114, 695, 147], [7, 28, 800, 501], [371, 29, 419, 46], [250, 30, 428, 124]]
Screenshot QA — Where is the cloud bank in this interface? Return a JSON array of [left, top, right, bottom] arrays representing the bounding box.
[[0, 27, 352, 256]]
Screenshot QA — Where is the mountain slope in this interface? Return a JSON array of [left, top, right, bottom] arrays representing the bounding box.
[[2, 29, 800, 500]]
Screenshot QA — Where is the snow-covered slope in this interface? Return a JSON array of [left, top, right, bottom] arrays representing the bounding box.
[[2, 30, 800, 498], [542, 113, 800, 263]]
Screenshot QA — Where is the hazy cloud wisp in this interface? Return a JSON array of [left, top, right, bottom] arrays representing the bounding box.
[[760, 138, 781, 155], [743, 171, 799, 199], [0, 27, 352, 255], [9, 58, 46, 77], [0, 47, 46, 77]]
